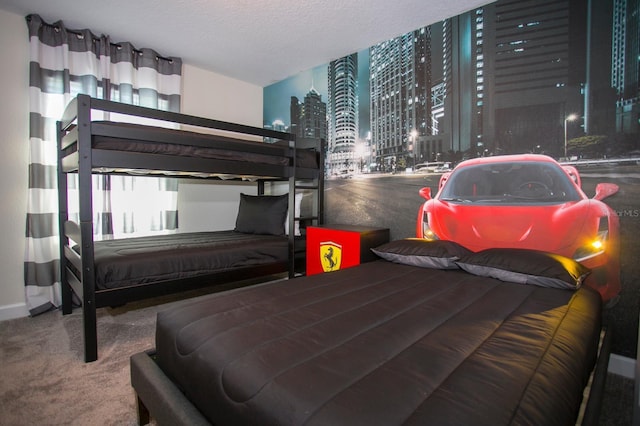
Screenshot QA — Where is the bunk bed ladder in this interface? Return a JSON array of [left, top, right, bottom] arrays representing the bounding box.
[[287, 137, 298, 278], [290, 138, 325, 276], [262, 137, 325, 278]]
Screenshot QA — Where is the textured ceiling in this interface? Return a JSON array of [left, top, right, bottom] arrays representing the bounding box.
[[0, 0, 490, 87]]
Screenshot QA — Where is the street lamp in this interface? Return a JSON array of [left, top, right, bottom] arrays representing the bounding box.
[[564, 114, 578, 159]]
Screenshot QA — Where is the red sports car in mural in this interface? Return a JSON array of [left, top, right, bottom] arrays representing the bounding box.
[[416, 154, 621, 304]]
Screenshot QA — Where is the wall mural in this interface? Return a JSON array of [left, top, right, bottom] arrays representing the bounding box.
[[264, 0, 640, 358]]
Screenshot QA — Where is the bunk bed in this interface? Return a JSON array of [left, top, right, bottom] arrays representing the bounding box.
[[57, 94, 323, 362], [130, 240, 611, 425]]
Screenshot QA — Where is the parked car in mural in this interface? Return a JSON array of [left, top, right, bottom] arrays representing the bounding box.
[[416, 154, 621, 304]]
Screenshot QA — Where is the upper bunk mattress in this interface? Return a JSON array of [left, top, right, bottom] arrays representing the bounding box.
[[90, 121, 319, 170], [155, 260, 603, 426], [91, 231, 288, 290]]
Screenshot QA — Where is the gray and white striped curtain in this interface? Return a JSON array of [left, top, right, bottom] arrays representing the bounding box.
[[25, 14, 182, 315]]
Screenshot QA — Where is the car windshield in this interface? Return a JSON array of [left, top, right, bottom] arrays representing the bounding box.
[[438, 161, 582, 204]]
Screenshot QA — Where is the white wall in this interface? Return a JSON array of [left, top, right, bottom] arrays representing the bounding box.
[[181, 64, 263, 125], [0, 9, 264, 319], [0, 10, 30, 319], [178, 64, 264, 232]]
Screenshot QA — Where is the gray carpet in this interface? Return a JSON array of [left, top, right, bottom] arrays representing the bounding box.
[[0, 280, 257, 426], [0, 298, 158, 425], [0, 282, 635, 426]]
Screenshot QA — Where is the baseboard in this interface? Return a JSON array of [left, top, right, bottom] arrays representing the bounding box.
[[0, 303, 29, 321], [608, 353, 636, 379]]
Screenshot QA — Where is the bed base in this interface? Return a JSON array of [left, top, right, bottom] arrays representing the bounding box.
[[131, 327, 612, 426], [131, 351, 210, 426]]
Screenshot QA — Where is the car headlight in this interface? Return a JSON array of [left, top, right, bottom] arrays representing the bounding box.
[[573, 217, 608, 261], [422, 213, 440, 241]]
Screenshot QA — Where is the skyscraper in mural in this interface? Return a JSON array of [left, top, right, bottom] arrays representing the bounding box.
[[441, 9, 482, 155], [370, 27, 431, 172], [444, 0, 614, 156], [327, 54, 359, 174], [612, 0, 640, 133], [290, 87, 327, 142]]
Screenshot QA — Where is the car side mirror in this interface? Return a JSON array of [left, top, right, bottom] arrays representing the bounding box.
[[593, 183, 619, 201], [563, 165, 581, 187], [419, 187, 432, 200]]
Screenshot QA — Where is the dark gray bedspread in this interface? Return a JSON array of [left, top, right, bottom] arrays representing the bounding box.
[[92, 231, 288, 290], [155, 260, 602, 426]]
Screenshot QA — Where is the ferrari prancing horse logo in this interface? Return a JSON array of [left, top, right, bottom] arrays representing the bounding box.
[[320, 241, 342, 272]]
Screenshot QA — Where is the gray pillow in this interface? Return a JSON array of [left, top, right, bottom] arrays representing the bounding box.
[[455, 248, 590, 290], [234, 193, 288, 235], [371, 239, 472, 269]]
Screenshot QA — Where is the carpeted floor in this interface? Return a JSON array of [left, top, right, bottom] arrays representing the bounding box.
[[0, 280, 256, 426], [0, 280, 636, 426], [0, 297, 158, 425]]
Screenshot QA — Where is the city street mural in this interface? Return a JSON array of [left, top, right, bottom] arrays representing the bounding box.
[[264, 0, 640, 357]]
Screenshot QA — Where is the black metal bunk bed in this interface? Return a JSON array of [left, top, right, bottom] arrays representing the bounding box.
[[57, 94, 324, 362]]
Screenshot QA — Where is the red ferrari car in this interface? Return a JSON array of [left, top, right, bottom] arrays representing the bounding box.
[[416, 154, 620, 304]]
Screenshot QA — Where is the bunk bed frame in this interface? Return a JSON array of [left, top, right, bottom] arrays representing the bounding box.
[[57, 94, 323, 362]]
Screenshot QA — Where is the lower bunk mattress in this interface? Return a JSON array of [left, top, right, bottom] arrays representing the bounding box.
[[90, 231, 288, 290], [152, 259, 603, 426]]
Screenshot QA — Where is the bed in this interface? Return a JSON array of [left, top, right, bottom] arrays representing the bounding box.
[[57, 94, 323, 362], [131, 239, 611, 426]]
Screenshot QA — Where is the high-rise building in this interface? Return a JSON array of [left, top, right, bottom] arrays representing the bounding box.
[[613, 0, 640, 133], [370, 27, 431, 171], [327, 54, 359, 173], [480, 0, 587, 155], [585, 0, 616, 136], [290, 96, 302, 138], [290, 88, 327, 141], [441, 9, 479, 155], [437, 0, 618, 156], [303, 88, 327, 140]]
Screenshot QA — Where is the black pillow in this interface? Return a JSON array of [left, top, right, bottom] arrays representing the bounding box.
[[234, 193, 288, 235], [371, 238, 472, 269], [455, 248, 590, 290]]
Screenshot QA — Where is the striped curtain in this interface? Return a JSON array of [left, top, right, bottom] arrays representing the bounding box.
[[25, 14, 182, 316]]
